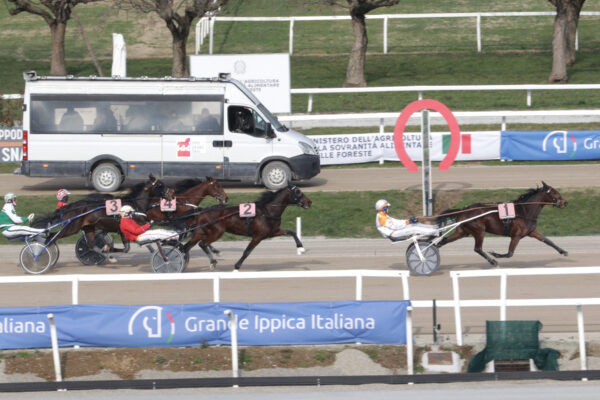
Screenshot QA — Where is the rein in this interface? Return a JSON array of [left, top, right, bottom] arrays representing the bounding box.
[[421, 201, 555, 220]]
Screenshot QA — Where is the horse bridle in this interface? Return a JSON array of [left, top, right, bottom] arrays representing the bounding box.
[[288, 184, 306, 206], [208, 179, 228, 203], [544, 186, 561, 206]]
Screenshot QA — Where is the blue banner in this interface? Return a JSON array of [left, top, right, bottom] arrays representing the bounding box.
[[501, 130, 600, 161], [0, 301, 410, 350]]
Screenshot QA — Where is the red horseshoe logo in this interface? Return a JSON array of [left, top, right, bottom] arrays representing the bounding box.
[[393, 99, 461, 172]]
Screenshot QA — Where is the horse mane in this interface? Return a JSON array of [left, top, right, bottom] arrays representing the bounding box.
[[513, 186, 543, 203], [174, 178, 204, 194], [120, 182, 147, 201], [254, 189, 281, 207]]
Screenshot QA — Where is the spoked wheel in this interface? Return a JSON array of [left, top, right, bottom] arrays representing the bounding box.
[[405, 240, 441, 276], [19, 242, 53, 274], [75, 232, 113, 265], [48, 242, 60, 267], [151, 245, 185, 273]]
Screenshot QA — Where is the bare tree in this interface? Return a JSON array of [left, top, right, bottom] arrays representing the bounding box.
[[548, 0, 586, 83], [119, 0, 227, 77], [321, 0, 399, 87], [5, 0, 105, 76]]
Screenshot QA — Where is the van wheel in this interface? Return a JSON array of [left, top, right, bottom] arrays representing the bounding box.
[[91, 163, 122, 192], [261, 161, 291, 190]]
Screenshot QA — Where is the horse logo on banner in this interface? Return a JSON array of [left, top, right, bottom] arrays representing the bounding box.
[[393, 99, 461, 172]]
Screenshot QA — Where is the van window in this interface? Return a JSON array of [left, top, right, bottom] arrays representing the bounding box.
[[228, 106, 268, 138], [30, 94, 224, 135]]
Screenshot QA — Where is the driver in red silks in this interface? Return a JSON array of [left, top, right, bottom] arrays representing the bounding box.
[[119, 205, 178, 242], [56, 189, 70, 209]]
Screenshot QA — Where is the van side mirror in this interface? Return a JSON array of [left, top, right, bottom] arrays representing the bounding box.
[[265, 123, 276, 138]]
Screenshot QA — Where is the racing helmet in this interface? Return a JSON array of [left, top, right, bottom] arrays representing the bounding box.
[[119, 205, 135, 217], [56, 189, 71, 201], [375, 199, 389, 212], [4, 193, 16, 204]]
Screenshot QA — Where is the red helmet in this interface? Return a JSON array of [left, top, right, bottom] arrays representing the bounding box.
[[56, 189, 71, 201]]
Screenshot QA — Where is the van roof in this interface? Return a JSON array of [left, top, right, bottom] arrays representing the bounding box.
[[23, 71, 233, 83]]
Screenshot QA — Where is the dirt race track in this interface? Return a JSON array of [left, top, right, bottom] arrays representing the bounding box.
[[0, 163, 599, 342]]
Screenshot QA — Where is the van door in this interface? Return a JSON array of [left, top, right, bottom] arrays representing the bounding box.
[[160, 95, 226, 179], [223, 105, 273, 182]]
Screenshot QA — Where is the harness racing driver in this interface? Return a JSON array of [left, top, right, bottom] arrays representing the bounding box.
[[375, 199, 439, 241]]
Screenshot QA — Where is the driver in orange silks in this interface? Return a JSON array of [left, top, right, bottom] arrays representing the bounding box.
[[375, 199, 438, 240]]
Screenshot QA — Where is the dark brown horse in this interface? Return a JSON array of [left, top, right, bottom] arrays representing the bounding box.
[[182, 182, 312, 271], [435, 181, 568, 266], [33, 174, 170, 262]]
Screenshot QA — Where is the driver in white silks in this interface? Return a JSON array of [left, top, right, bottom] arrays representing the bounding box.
[[375, 199, 439, 241], [0, 193, 46, 239]]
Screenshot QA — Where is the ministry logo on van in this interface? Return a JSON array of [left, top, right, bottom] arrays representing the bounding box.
[[128, 306, 175, 344], [177, 137, 191, 158]]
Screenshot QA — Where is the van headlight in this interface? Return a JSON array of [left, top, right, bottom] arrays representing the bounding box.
[[299, 141, 318, 155]]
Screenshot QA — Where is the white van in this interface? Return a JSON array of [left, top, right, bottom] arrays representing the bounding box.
[[20, 71, 320, 192]]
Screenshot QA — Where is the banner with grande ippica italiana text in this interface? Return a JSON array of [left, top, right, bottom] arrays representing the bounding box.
[[0, 301, 410, 350], [312, 131, 500, 165], [0, 127, 22, 163], [501, 130, 600, 161]]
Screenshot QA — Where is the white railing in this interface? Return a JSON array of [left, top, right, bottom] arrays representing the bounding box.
[[409, 266, 600, 371], [0, 269, 410, 304], [278, 109, 600, 131], [290, 84, 600, 112], [196, 11, 600, 55]]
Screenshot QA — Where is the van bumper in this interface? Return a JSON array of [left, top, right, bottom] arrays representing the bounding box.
[[289, 154, 320, 180]]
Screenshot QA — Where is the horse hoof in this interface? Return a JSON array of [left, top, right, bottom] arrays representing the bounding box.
[[297, 247, 305, 255], [209, 263, 217, 271], [232, 269, 239, 273], [102, 244, 111, 252], [107, 256, 117, 264], [562, 251, 569, 257]]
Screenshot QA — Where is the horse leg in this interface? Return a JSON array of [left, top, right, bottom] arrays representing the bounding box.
[[489, 236, 521, 259], [283, 229, 305, 253], [198, 241, 218, 270], [234, 237, 263, 271], [84, 228, 117, 264], [528, 228, 569, 256], [472, 231, 498, 266]]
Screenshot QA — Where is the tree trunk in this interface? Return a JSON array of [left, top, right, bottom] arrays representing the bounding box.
[[565, 2, 582, 65], [50, 22, 67, 76], [344, 12, 368, 87], [172, 34, 189, 78], [549, 7, 568, 82]]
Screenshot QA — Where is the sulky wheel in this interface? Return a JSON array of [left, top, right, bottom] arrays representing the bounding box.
[[151, 245, 185, 273], [405, 240, 441, 276], [19, 242, 53, 274], [47, 242, 60, 268], [75, 232, 113, 265]]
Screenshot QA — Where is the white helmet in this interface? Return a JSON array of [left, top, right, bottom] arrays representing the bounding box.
[[119, 205, 135, 217], [4, 193, 16, 204], [375, 199, 389, 212], [56, 189, 71, 201]]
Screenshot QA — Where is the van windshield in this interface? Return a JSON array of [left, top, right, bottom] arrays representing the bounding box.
[[257, 104, 286, 132]]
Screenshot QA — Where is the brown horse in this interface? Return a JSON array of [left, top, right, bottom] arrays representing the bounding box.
[[182, 182, 312, 271], [33, 174, 171, 263], [145, 177, 228, 228], [435, 181, 568, 266]]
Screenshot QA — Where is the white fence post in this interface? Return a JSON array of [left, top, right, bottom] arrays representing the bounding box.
[[209, 17, 215, 55], [406, 306, 414, 376], [47, 314, 62, 383], [383, 16, 388, 54], [476, 14, 482, 52], [452, 273, 463, 346], [577, 304, 587, 371], [500, 272, 507, 320], [224, 310, 239, 384], [289, 18, 295, 54]]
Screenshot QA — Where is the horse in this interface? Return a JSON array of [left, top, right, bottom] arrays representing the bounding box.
[[32, 174, 171, 263], [145, 176, 229, 228], [435, 181, 568, 266], [182, 182, 312, 271]]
